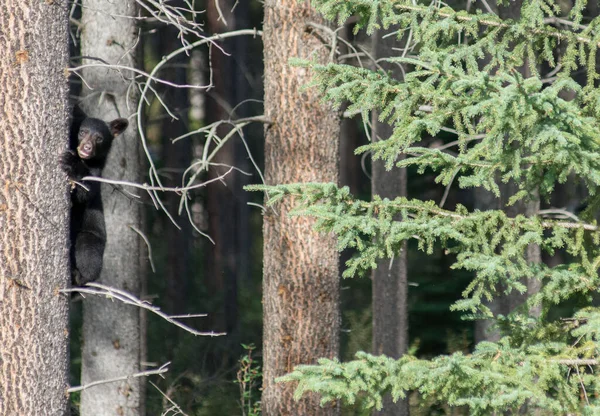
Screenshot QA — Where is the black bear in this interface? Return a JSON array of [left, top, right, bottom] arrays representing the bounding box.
[[61, 107, 128, 286]]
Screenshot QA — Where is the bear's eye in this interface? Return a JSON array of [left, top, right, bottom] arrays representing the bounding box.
[[95, 134, 104, 143], [79, 129, 87, 137]]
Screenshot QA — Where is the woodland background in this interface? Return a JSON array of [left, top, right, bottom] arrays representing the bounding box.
[[68, 1, 471, 413], [102, 1, 497, 414], [2, 0, 599, 415]]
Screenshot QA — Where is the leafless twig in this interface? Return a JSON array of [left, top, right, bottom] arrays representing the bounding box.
[[130, 225, 156, 273], [538, 208, 580, 222], [135, 29, 262, 231], [69, 63, 210, 90], [61, 283, 226, 337], [67, 362, 170, 394], [80, 165, 237, 193], [150, 380, 191, 416], [556, 359, 599, 366], [575, 364, 590, 405]]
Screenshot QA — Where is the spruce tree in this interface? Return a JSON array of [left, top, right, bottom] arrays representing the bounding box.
[[250, 0, 600, 413]]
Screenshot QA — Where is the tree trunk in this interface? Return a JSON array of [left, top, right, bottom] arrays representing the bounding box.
[[496, 0, 542, 317], [78, 1, 143, 415], [232, 0, 253, 291], [371, 28, 410, 416], [474, 0, 542, 341], [473, 187, 505, 342], [159, 3, 192, 317], [0, 1, 71, 414], [206, 0, 239, 336], [262, 2, 341, 415]]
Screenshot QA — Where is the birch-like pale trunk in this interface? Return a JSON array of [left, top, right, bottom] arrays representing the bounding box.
[[78, 1, 144, 415]]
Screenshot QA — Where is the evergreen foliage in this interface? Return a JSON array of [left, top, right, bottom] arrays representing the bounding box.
[[249, 0, 600, 413]]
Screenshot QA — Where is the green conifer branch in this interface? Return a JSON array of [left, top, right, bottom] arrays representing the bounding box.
[[278, 340, 599, 415], [249, 0, 600, 411], [247, 183, 600, 314], [294, 60, 600, 198], [312, 0, 600, 48], [391, 2, 600, 48]]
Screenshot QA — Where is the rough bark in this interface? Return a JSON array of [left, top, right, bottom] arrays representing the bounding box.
[[78, 1, 143, 415], [262, 2, 341, 415], [371, 29, 410, 416], [0, 1, 71, 414]]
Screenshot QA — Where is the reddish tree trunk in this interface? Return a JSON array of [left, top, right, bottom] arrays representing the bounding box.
[[262, 1, 341, 414]]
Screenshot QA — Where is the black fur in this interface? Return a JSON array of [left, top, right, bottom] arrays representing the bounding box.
[[61, 108, 128, 286]]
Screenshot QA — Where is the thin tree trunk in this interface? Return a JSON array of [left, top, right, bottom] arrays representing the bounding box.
[[78, 1, 143, 415], [498, 0, 542, 318], [262, 2, 341, 415], [371, 27, 410, 416], [473, 187, 506, 342], [232, 0, 252, 289], [0, 1, 71, 414], [339, 26, 364, 196], [206, 0, 239, 335], [159, 6, 192, 316], [473, 0, 543, 341]]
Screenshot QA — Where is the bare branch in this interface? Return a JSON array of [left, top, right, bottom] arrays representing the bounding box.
[[149, 380, 191, 416], [67, 362, 170, 394], [556, 359, 599, 366], [80, 165, 237, 193], [214, 0, 228, 26], [61, 283, 226, 337], [69, 63, 211, 90], [538, 208, 581, 223], [575, 364, 590, 405], [130, 225, 156, 273], [135, 29, 262, 231], [169, 313, 208, 319]]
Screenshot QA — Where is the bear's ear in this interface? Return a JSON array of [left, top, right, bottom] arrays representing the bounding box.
[[109, 118, 129, 137]]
